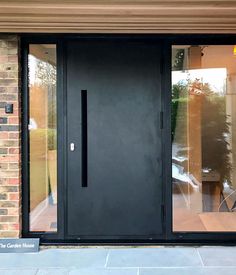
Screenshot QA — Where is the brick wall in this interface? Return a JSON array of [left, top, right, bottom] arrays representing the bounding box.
[[0, 35, 21, 238]]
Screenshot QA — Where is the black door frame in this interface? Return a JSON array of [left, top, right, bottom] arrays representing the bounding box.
[[21, 36, 66, 241], [21, 34, 236, 244]]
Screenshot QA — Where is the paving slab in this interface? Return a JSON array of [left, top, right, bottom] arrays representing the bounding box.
[[0, 269, 37, 275], [107, 248, 202, 267], [36, 268, 68, 275], [0, 248, 109, 269], [69, 268, 138, 275], [0, 246, 235, 274], [139, 267, 236, 275], [197, 247, 236, 266]]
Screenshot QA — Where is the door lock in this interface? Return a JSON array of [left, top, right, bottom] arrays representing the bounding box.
[[70, 143, 75, 151]]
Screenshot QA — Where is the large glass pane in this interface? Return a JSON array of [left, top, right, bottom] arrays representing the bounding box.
[[172, 45, 236, 232], [29, 44, 57, 232]]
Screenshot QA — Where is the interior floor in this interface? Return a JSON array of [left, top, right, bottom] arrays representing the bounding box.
[[30, 200, 57, 232], [173, 182, 236, 232]]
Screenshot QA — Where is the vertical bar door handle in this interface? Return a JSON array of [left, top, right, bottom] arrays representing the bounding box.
[[81, 90, 88, 187]]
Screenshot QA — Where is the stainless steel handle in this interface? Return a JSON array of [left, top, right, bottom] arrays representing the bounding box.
[[70, 143, 75, 151]]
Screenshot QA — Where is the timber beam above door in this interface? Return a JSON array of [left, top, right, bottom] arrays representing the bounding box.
[[1, 0, 236, 33]]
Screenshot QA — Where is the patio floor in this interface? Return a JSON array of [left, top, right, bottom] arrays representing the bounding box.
[[0, 246, 236, 274]]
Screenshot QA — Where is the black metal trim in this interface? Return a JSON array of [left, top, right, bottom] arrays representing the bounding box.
[[21, 34, 236, 244], [21, 37, 64, 240], [164, 35, 236, 243], [21, 39, 30, 237], [161, 41, 172, 241], [57, 39, 66, 240], [31, 239, 236, 246]]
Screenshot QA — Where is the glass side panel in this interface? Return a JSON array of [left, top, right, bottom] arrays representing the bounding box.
[[172, 45, 236, 232], [28, 44, 57, 232]]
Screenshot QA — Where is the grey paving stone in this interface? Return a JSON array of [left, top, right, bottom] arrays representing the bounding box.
[[107, 248, 202, 267], [140, 267, 236, 275], [0, 249, 109, 269], [36, 268, 68, 275], [204, 268, 236, 275], [198, 247, 236, 266], [69, 268, 138, 275], [140, 268, 205, 275], [0, 269, 37, 275]]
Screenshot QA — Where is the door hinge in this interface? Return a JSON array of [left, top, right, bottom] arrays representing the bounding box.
[[160, 111, 163, 129]]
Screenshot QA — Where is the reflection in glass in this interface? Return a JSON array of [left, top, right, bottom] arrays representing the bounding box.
[[172, 45, 236, 232], [29, 44, 57, 232]]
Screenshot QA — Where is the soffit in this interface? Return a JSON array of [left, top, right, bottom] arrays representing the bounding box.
[[0, 0, 236, 33]]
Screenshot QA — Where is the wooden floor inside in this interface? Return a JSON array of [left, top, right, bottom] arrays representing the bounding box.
[[30, 201, 57, 232], [173, 182, 236, 232]]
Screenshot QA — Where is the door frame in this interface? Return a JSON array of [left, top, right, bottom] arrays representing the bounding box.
[[165, 34, 236, 244], [21, 36, 66, 241], [21, 34, 236, 244]]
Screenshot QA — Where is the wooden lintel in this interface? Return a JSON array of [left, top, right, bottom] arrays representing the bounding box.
[[0, 1, 236, 33]]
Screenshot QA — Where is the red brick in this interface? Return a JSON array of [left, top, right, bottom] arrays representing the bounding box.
[[0, 201, 18, 208], [8, 117, 18, 124], [8, 55, 18, 63], [0, 72, 8, 78], [9, 163, 19, 169], [7, 208, 19, 215], [0, 231, 19, 238], [13, 109, 18, 116], [9, 132, 19, 139], [0, 155, 19, 162], [9, 148, 19, 154], [0, 178, 8, 185], [9, 193, 19, 201], [0, 140, 18, 147], [8, 178, 19, 185], [0, 94, 17, 101], [0, 163, 8, 169], [5, 87, 18, 93], [8, 223, 19, 230], [0, 35, 20, 238], [0, 56, 8, 62], [0, 132, 8, 139], [0, 216, 18, 222], [0, 224, 8, 230], [0, 186, 18, 193]]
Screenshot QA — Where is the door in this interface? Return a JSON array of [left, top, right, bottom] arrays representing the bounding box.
[[66, 40, 163, 239]]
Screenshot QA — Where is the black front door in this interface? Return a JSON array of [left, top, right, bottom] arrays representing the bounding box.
[[66, 40, 163, 240]]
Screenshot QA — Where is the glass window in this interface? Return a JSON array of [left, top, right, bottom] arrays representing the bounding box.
[[172, 45, 236, 232], [28, 44, 57, 232]]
